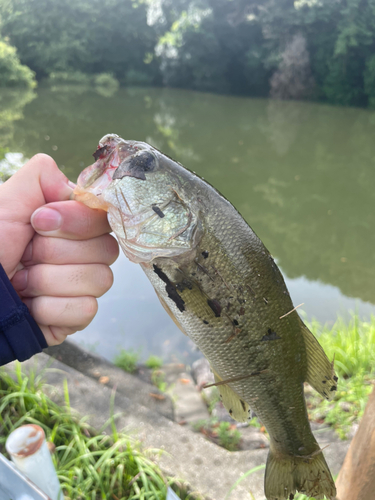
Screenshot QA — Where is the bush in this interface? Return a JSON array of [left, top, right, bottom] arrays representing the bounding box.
[[47, 70, 91, 85], [94, 72, 119, 89], [94, 72, 119, 97], [0, 40, 36, 88], [145, 355, 163, 369], [114, 349, 139, 373]]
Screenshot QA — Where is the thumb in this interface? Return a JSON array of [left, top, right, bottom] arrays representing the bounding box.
[[0, 154, 74, 277]]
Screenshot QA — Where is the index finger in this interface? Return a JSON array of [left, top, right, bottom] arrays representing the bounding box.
[[31, 200, 111, 240]]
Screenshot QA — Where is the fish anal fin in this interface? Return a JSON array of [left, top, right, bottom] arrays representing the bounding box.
[[211, 368, 251, 423], [301, 321, 337, 401]]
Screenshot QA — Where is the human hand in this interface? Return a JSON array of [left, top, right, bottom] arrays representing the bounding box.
[[0, 154, 119, 345]]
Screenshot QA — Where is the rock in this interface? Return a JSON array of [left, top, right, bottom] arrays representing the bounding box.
[[191, 358, 214, 390]]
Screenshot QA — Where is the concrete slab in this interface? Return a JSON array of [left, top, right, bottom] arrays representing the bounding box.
[[45, 341, 174, 420]]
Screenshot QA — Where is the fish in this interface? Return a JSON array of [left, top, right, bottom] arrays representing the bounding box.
[[73, 134, 337, 500]]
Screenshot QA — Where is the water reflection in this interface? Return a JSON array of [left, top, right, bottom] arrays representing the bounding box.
[[3, 87, 375, 361], [0, 89, 36, 147]]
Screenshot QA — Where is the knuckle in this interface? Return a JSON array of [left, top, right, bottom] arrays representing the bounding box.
[[34, 235, 59, 263], [103, 234, 120, 264], [31, 296, 49, 321], [31, 153, 55, 166], [27, 265, 44, 295], [79, 297, 98, 326], [97, 265, 114, 295]]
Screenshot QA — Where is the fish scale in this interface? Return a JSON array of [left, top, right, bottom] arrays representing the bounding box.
[[74, 134, 338, 500]]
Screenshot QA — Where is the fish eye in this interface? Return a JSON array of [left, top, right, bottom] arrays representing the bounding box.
[[113, 150, 157, 181]]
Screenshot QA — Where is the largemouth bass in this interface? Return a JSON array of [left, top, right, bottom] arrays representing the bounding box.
[[74, 134, 337, 500]]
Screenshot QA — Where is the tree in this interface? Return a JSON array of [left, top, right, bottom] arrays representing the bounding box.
[[0, 38, 36, 88]]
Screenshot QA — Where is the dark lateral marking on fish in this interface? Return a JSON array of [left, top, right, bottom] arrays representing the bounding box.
[[176, 279, 193, 292], [229, 409, 233, 415], [240, 400, 246, 412], [202, 251, 209, 259], [207, 299, 222, 317], [322, 380, 326, 384], [261, 329, 281, 342], [333, 375, 338, 382], [233, 319, 239, 326], [289, 494, 294, 500], [203, 320, 209, 325], [153, 264, 185, 312], [330, 385, 337, 391], [152, 205, 165, 218]]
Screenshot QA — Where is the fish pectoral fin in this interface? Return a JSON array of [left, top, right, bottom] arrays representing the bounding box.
[[211, 368, 251, 423], [301, 321, 337, 401]]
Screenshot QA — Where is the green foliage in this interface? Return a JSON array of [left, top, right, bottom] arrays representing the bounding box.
[[0, 146, 8, 161], [310, 315, 375, 378], [145, 355, 163, 369], [0, 39, 36, 88], [0, 88, 36, 147], [0, 0, 160, 83], [304, 315, 375, 438], [47, 71, 92, 85], [2, 0, 375, 104], [216, 421, 241, 451], [0, 362, 170, 499], [94, 72, 120, 97], [151, 369, 168, 392], [192, 417, 241, 451], [94, 72, 119, 90], [113, 348, 140, 373]]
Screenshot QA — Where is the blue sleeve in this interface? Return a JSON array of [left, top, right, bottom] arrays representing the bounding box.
[[0, 263, 47, 366]]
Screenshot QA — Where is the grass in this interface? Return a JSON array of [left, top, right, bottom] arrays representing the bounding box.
[[191, 417, 241, 451], [0, 362, 179, 500], [305, 314, 375, 438], [151, 370, 169, 393], [114, 349, 140, 373], [145, 356, 164, 370], [309, 314, 375, 377]]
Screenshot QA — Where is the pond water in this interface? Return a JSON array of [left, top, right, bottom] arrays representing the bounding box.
[[2, 86, 375, 363]]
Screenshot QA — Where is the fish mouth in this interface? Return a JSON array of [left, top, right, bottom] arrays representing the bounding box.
[[76, 135, 141, 194]]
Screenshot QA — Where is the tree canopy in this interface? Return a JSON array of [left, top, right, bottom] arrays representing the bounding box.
[[1, 0, 375, 106]]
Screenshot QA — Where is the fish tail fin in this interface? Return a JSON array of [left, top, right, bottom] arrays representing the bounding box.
[[264, 447, 336, 500]]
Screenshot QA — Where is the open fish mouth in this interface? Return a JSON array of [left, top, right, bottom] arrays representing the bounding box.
[[76, 134, 140, 195], [73, 134, 153, 213]]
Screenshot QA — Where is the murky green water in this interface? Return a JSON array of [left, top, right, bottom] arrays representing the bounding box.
[[2, 86, 375, 362]]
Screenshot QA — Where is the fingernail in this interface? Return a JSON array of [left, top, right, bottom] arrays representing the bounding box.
[[12, 269, 28, 292], [68, 180, 76, 189], [32, 207, 62, 232], [21, 240, 33, 262]]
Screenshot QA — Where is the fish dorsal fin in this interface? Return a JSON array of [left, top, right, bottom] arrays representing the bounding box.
[[211, 368, 251, 423], [301, 320, 337, 401]]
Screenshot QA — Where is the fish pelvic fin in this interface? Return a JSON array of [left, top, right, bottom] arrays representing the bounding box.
[[265, 447, 336, 500], [301, 320, 338, 401], [211, 368, 251, 423]]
